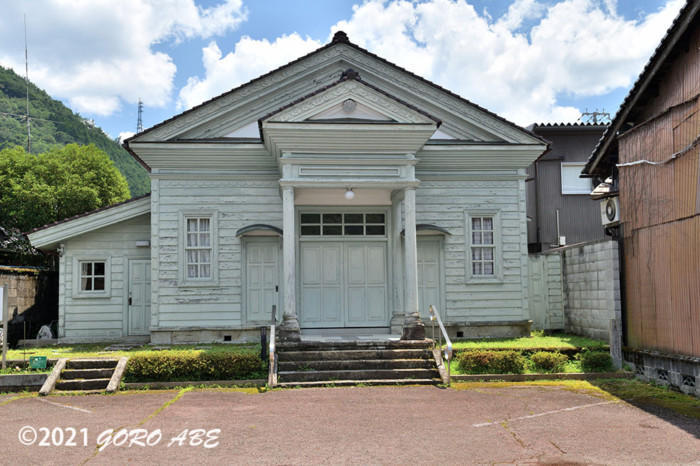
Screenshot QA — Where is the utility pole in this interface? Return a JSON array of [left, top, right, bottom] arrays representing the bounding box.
[[137, 99, 143, 133], [24, 14, 31, 153]]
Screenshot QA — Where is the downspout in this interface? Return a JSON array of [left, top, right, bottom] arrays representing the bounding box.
[[617, 224, 627, 346]]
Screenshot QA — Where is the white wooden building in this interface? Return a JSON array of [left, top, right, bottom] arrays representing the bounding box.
[[29, 32, 547, 344]]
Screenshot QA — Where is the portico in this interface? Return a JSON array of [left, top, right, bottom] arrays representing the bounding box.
[[260, 68, 439, 340]]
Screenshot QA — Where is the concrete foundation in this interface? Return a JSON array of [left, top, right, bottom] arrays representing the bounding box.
[[150, 328, 263, 345], [624, 348, 700, 397]]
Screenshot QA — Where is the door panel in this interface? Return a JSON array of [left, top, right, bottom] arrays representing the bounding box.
[[528, 255, 547, 329], [128, 260, 151, 336], [301, 241, 388, 327], [245, 240, 280, 323], [417, 239, 441, 319], [300, 243, 343, 327]]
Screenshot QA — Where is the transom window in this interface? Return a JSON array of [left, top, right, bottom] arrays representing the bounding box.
[[470, 217, 495, 276], [186, 217, 212, 279], [300, 213, 386, 236], [80, 261, 105, 291]]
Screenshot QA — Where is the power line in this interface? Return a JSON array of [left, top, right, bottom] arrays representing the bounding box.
[[24, 14, 31, 153]]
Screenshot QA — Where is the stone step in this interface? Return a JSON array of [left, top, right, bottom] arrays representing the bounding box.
[[55, 378, 111, 391], [279, 358, 435, 371], [61, 368, 114, 380], [279, 368, 439, 383], [276, 378, 439, 388], [279, 349, 433, 362], [277, 339, 433, 351], [65, 359, 119, 370]]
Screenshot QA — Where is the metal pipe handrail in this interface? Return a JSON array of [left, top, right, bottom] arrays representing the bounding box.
[[268, 305, 278, 387], [428, 304, 452, 386]]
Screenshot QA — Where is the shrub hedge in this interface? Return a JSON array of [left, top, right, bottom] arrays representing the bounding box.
[[124, 351, 265, 382], [580, 351, 613, 372], [456, 350, 526, 374], [530, 351, 568, 373]]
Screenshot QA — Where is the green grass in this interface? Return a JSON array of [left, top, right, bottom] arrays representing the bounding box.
[[0, 367, 51, 375], [591, 378, 700, 420], [449, 332, 606, 351], [6, 343, 261, 361], [448, 358, 590, 375]]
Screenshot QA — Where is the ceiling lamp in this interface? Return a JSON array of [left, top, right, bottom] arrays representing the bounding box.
[[344, 188, 355, 200]]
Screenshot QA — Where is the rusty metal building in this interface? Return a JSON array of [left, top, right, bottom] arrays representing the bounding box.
[[583, 0, 700, 394]]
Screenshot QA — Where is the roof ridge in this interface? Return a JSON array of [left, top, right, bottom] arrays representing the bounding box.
[[125, 31, 547, 147]]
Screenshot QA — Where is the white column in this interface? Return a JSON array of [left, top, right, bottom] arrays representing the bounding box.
[[391, 193, 404, 332], [402, 187, 424, 339], [280, 186, 300, 339]]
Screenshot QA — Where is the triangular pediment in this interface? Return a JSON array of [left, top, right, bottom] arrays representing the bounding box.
[[262, 75, 437, 125], [127, 33, 546, 148]]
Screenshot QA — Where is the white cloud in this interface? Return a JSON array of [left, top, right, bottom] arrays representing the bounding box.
[[326, 0, 684, 125], [177, 0, 681, 126], [118, 131, 136, 143], [178, 33, 322, 109], [0, 0, 247, 116]]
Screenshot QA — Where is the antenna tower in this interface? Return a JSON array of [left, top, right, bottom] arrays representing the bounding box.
[[137, 99, 143, 133], [579, 108, 611, 125]]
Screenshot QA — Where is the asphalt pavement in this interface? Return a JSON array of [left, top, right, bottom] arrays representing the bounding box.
[[1, 384, 698, 464]]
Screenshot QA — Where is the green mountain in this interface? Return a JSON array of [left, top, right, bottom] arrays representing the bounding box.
[[0, 66, 149, 197]]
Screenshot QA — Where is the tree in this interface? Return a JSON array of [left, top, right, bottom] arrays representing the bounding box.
[[0, 144, 130, 232]]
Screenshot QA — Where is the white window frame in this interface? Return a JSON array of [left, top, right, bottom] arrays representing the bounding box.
[[72, 256, 111, 298], [178, 211, 218, 287], [465, 209, 503, 283], [561, 162, 591, 195]]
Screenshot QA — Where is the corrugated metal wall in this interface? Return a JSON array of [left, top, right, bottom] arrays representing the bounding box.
[[527, 127, 607, 251], [617, 25, 700, 357]]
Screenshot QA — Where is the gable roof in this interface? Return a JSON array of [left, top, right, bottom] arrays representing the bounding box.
[[124, 31, 545, 150], [27, 194, 151, 249], [583, 0, 700, 177]]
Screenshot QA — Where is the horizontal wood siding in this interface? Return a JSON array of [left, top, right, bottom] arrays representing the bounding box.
[[62, 215, 151, 338], [154, 178, 282, 329], [617, 24, 700, 357], [416, 179, 527, 322]]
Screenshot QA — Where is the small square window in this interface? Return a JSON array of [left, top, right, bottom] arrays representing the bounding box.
[[301, 213, 320, 223], [344, 213, 363, 223], [79, 260, 106, 291]]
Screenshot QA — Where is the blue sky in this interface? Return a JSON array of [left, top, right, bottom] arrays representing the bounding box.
[[0, 0, 685, 139]]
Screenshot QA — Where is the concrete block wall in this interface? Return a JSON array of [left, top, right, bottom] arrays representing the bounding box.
[[560, 240, 621, 342], [0, 269, 40, 320], [545, 254, 564, 329]]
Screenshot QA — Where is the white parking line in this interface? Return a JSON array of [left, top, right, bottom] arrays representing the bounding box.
[[37, 398, 92, 414], [473, 400, 617, 427]]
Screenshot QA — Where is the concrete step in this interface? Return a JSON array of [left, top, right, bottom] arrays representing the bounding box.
[[279, 348, 433, 362], [65, 359, 118, 370], [279, 368, 439, 383], [276, 378, 439, 388], [55, 378, 111, 391], [278, 339, 432, 351], [61, 368, 114, 380], [279, 358, 435, 371]]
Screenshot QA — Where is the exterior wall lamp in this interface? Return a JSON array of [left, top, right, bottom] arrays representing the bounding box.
[[344, 188, 355, 200]]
